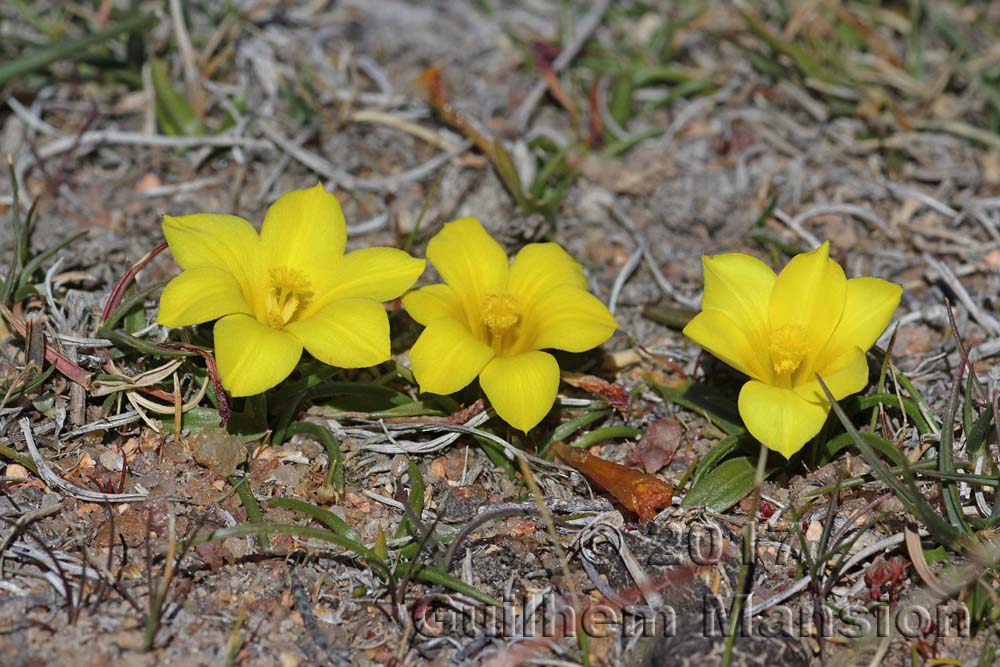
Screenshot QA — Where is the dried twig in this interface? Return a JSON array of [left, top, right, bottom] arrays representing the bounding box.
[[168, 0, 204, 116], [257, 120, 468, 193], [606, 202, 701, 308], [924, 253, 1000, 336], [13, 130, 272, 201], [0, 502, 63, 567], [18, 418, 147, 503]]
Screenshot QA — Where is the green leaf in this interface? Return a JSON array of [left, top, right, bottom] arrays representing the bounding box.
[[228, 475, 268, 551], [122, 283, 148, 333], [267, 497, 360, 542], [845, 393, 933, 435], [650, 379, 745, 436], [540, 409, 610, 456], [284, 421, 344, 491], [310, 381, 413, 413], [687, 432, 754, 488], [98, 279, 168, 332], [939, 358, 971, 533], [639, 304, 697, 330], [602, 128, 666, 158], [396, 458, 425, 538], [2, 185, 34, 305], [642, 78, 714, 112], [819, 379, 962, 547], [103, 329, 193, 358], [150, 58, 204, 136], [823, 431, 909, 468], [367, 401, 447, 418], [184, 522, 390, 580], [1, 364, 55, 404], [17, 230, 88, 294], [405, 563, 501, 606], [159, 406, 221, 431], [891, 370, 939, 434], [226, 412, 269, 441], [472, 432, 517, 479], [0, 13, 157, 87], [738, 8, 834, 82], [608, 73, 634, 127], [681, 456, 756, 511], [967, 408, 994, 458], [0, 443, 38, 474], [570, 426, 642, 448]]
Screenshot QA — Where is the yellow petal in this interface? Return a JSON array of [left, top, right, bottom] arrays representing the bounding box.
[[738, 380, 829, 459], [768, 242, 847, 384], [286, 298, 391, 368], [214, 314, 302, 396], [157, 268, 252, 327], [162, 213, 261, 299], [815, 277, 902, 369], [402, 284, 466, 327], [700, 252, 776, 375], [683, 309, 770, 381], [794, 346, 869, 404], [311, 247, 425, 313], [260, 183, 347, 280], [479, 351, 560, 432], [426, 217, 509, 338], [515, 284, 618, 354], [409, 318, 495, 395], [507, 243, 586, 308]]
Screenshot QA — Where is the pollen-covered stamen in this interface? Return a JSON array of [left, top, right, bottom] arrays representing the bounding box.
[[769, 323, 809, 375], [481, 293, 520, 349], [265, 266, 313, 329]]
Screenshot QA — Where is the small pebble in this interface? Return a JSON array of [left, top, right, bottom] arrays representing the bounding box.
[[3, 464, 29, 479], [186, 428, 248, 477], [99, 449, 122, 472]]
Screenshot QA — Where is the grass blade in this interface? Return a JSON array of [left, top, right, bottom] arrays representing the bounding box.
[[267, 497, 360, 542], [0, 14, 157, 87], [817, 377, 960, 546]]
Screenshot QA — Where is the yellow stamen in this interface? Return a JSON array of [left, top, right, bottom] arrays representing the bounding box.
[[481, 293, 520, 349], [265, 266, 313, 329], [769, 323, 809, 376]]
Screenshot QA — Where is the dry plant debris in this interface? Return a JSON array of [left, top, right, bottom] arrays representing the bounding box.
[[2, 2, 1000, 667]]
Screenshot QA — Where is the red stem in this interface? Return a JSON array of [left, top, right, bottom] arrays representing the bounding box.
[[101, 241, 168, 322]]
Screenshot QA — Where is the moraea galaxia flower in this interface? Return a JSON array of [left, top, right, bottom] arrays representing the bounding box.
[[683, 242, 902, 458], [403, 218, 618, 431], [157, 184, 425, 396]]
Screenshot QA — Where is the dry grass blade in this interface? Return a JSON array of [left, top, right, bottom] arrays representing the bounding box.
[[903, 522, 948, 598], [7, 1, 1000, 664]]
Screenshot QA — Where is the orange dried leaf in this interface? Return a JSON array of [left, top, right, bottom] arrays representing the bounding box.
[[561, 371, 630, 415], [416, 64, 526, 207], [551, 441, 672, 521]]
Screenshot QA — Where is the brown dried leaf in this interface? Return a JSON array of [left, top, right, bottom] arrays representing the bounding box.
[[561, 371, 630, 415], [628, 418, 682, 474]]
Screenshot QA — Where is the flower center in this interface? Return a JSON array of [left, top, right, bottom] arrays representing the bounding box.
[[769, 323, 809, 376], [481, 293, 520, 348], [265, 266, 313, 329]]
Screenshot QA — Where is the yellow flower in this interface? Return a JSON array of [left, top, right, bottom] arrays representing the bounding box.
[[682, 242, 902, 458], [403, 218, 618, 431], [157, 184, 425, 396]]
